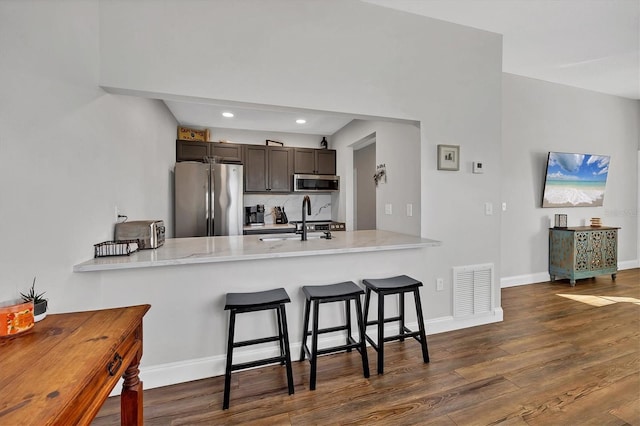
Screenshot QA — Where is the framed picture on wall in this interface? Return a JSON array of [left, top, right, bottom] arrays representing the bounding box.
[[437, 144, 460, 171]]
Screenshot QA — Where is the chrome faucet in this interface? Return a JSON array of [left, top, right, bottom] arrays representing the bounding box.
[[301, 195, 311, 241]]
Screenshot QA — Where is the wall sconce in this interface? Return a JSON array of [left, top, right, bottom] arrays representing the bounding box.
[[374, 164, 387, 186]]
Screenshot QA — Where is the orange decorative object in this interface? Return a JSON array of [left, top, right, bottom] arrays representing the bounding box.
[[0, 299, 34, 337]]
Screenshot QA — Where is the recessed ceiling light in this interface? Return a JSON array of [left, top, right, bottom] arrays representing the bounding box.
[[222, 112, 234, 118], [296, 119, 306, 124]]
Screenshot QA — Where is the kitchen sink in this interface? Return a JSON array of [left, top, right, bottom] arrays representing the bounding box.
[[259, 233, 324, 242]]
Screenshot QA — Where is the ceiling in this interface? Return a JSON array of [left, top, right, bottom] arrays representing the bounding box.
[[165, 0, 639, 136], [365, 0, 639, 100]]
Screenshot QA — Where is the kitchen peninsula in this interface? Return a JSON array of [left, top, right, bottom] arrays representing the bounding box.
[[73, 230, 441, 391], [74, 230, 438, 272]]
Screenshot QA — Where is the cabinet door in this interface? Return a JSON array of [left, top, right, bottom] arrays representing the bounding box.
[[211, 142, 243, 163], [293, 148, 315, 174], [574, 231, 589, 271], [268, 147, 293, 192], [244, 145, 268, 192], [176, 140, 209, 162], [603, 229, 617, 268], [316, 149, 336, 175]]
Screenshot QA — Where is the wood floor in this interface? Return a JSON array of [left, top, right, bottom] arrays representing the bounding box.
[[94, 269, 639, 425]]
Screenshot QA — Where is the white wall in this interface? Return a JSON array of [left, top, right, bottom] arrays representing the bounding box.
[[501, 73, 640, 286], [0, 1, 176, 308], [332, 120, 422, 237], [99, 0, 503, 321], [209, 127, 327, 149]]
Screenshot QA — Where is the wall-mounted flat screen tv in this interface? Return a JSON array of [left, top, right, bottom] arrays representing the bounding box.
[[542, 152, 610, 208]]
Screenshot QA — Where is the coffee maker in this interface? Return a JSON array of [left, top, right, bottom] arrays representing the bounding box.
[[244, 204, 265, 225]]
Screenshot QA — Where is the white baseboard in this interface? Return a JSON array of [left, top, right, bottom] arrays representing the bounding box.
[[425, 308, 504, 335], [500, 272, 550, 288], [501, 260, 639, 288], [618, 259, 639, 270], [109, 310, 503, 396]]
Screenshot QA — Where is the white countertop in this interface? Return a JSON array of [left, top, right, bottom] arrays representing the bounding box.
[[74, 230, 441, 272]]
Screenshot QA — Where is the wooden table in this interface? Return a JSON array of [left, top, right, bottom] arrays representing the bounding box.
[[0, 304, 150, 425]]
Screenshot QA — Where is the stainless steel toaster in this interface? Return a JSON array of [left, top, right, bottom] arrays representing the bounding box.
[[114, 220, 165, 249]]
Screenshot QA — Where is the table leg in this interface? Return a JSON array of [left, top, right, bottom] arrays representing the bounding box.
[[121, 326, 144, 425]]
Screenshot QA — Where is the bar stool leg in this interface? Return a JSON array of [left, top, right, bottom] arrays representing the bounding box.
[[413, 288, 430, 363], [363, 288, 371, 325], [300, 299, 311, 361], [279, 304, 295, 395], [345, 299, 352, 352], [399, 292, 405, 342], [354, 295, 370, 378], [377, 291, 385, 374], [276, 307, 285, 365], [223, 310, 237, 410], [310, 300, 320, 390]]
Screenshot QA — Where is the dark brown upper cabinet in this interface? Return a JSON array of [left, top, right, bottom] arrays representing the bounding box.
[[176, 140, 244, 163], [211, 142, 243, 163], [294, 148, 336, 175], [176, 140, 210, 162], [244, 145, 293, 193]]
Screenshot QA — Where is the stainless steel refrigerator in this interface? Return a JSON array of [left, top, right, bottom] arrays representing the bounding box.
[[175, 161, 244, 237]]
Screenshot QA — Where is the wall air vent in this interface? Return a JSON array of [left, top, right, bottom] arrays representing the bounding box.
[[453, 263, 494, 318]]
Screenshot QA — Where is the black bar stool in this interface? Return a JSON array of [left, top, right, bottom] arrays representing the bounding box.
[[223, 288, 294, 409], [362, 275, 429, 374], [300, 281, 370, 390]]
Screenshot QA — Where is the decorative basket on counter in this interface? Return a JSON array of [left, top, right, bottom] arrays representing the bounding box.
[[94, 240, 139, 258], [0, 299, 34, 338]]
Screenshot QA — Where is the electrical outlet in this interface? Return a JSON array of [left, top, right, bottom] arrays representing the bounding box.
[[485, 202, 493, 216], [406, 203, 413, 217], [436, 278, 444, 291]]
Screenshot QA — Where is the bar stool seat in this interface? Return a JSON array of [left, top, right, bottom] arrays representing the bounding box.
[[223, 288, 294, 409], [300, 281, 369, 390], [363, 275, 429, 374]]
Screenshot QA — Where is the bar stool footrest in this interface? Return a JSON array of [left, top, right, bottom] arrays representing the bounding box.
[[233, 335, 281, 348], [365, 316, 402, 326], [304, 324, 350, 337], [231, 355, 286, 372]]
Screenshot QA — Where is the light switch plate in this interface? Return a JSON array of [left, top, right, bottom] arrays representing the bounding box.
[[385, 203, 392, 215]]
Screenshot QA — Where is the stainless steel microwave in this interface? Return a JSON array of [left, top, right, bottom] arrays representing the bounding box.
[[293, 174, 340, 192]]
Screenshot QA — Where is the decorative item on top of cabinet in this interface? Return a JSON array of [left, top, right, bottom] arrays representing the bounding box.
[[293, 148, 336, 175], [266, 139, 284, 146], [548, 226, 619, 286], [177, 126, 209, 142], [321, 136, 328, 149], [554, 214, 567, 228]]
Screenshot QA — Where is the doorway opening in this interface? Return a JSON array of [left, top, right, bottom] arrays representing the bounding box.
[[353, 135, 376, 230]]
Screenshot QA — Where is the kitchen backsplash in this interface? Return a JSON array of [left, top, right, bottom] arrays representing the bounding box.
[[244, 194, 332, 224]]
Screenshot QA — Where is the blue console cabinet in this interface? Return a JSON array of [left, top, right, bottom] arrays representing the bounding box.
[[549, 226, 619, 286]]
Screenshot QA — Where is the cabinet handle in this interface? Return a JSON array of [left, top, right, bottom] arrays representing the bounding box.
[[107, 353, 123, 376]]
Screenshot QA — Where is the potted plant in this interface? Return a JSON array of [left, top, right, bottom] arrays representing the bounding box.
[[20, 277, 48, 322]]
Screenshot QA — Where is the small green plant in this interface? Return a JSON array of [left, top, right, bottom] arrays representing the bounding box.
[[20, 277, 47, 304]]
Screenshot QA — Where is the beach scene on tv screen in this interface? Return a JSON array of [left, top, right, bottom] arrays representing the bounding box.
[[542, 152, 610, 208]]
